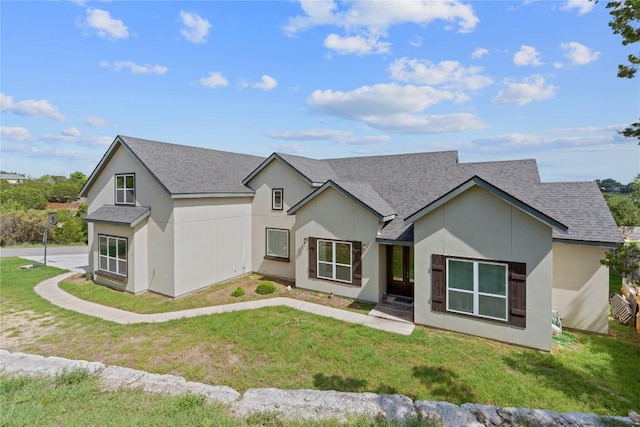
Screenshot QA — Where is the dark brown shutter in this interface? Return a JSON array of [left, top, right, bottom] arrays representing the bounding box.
[[308, 237, 317, 279], [352, 241, 362, 287], [431, 254, 446, 312], [508, 262, 527, 327]]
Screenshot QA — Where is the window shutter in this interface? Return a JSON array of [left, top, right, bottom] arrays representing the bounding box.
[[352, 241, 362, 287], [308, 237, 317, 279], [431, 254, 446, 312], [508, 262, 527, 328]]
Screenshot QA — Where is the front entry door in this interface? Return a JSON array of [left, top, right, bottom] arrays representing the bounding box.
[[386, 246, 414, 297]]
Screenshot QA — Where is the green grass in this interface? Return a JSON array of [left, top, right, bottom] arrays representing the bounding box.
[[2, 257, 639, 416], [609, 266, 623, 295], [58, 272, 373, 315], [1, 373, 430, 427]]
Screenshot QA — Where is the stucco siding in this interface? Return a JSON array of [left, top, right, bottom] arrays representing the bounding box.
[[173, 197, 252, 296], [294, 187, 381, 302], [247, 160, 314, 280], [413, 186, 554, 351], [552, 243, 609, 334], [85, 144, 175, 296]]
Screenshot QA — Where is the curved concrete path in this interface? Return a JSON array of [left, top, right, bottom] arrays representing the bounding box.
[[34, 273, 415, 335]]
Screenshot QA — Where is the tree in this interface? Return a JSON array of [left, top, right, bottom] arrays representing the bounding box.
[[601, 242, 640, 284], [629, 174, 640, 207], [605, 194, 640, 225], [596, 178, 626, 193], [606, 0, 640, 142]]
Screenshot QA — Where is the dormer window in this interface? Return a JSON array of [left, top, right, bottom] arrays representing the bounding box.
[[272, 188, 283, 210], [115, 174, 135, 205]]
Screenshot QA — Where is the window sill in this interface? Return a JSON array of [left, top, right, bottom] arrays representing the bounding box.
[[314, 276, 360, 287], [96, 270, 128, 284], [264, 255, 289, 263], [442, 309, 510, 325]]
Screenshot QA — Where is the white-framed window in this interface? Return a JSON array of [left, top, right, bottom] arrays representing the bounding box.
[[446, 258, 508, 321], [265, 228, 289, 260], [98, 235, 128, 277], [115, 174, 135, 205], [317, 239, 352, 283], [272, 188, 283, 210]]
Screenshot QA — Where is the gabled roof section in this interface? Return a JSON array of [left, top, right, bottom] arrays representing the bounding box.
[[85, 206, 150, 227], [405, 175, 568, 232], [242, 152, 339, 186], [81, 135, 264, 198], [529, 181, 623, 246], [288, 180, 396, 221]]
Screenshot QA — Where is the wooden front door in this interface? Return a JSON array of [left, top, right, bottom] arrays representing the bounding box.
[[386, 245, 414, 297]]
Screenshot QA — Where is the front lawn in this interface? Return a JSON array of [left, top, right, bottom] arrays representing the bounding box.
[[58, 273, 375, 314], [1, 257, 639, 416]]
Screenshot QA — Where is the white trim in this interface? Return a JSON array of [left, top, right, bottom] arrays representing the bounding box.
[[266, 228, 289, 259], [98, 234, 128, 277], [317, 239, 352, 284], [272, 188, 283, 210], [446, 258, 508, 322]]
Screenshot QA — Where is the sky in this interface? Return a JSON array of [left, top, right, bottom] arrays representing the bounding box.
[[1, 0, 638, 184]]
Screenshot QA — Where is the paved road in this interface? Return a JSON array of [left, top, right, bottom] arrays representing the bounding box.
[[0, 245, 88, 273]]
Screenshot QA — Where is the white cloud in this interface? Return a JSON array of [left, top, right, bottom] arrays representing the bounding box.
[[180, 11, 211, 44], [324, 33, 390, 55], [270, 143, 304, 154], [62, 127, 81, 137], [562, 0, 595, 15], [266, 128, 389, 145], [365, 113, 486, 133], [513, 45, 543, 66], [389, 58, 493, 90], [284, 1, 478, 56], [85, 8, 129, 40], [0, 126, 32, 142], [252, 75, 278, 91], [308, 83, 456, 119], [199, 72, 229, 88], [409, 36, 422, 47], [284, 0, 479, 35], [560, 41, 600, 65], [0, 93, 66, 121], [492, 75, 557, 105], [100, 60, 168, 75], [471, 47, 488, 59], [83, 115, 110, 127]]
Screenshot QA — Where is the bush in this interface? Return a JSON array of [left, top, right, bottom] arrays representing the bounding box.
[[231, 287, 245, 297], [255, 282, 276, 295]]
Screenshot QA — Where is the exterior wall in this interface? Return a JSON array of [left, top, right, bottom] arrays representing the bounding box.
[[294, 187, 382, 302], [247, 160, 314, 280], [85, 144, 175, 296], [91, 222, 144, 294], [552, 243, 609, 334], [413, 186, 554, 351], [173, 197, 253, 296]]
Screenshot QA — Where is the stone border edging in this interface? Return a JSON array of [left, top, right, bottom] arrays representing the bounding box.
[[0, 350, 636, 426]]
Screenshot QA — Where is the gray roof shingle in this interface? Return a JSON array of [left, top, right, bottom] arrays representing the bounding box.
[[120, 136, 263, 195], [85, 206, 150, 226], [84, 135, 620, 246]]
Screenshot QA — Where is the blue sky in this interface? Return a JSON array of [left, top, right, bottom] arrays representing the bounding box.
[[1, 0, 638, 183]]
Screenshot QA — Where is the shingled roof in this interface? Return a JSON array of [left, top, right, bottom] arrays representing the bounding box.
[[82, 136, 264, 197], [83, 135, 621, 246], [85, 206, 150, 227]]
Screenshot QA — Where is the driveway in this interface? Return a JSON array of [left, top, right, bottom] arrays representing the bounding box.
[[0, 245, 88, 274]]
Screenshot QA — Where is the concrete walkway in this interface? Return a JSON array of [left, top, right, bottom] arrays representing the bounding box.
[[34, 273, 415, 335]]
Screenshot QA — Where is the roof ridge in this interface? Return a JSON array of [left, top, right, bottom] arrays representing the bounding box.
[[323, 150, 458, 162], [119, 135, 263, 159]]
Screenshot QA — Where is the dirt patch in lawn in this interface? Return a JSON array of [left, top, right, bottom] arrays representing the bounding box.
[[0, 309, 61, 352]]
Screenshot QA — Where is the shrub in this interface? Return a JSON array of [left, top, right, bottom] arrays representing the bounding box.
[[231, 287, 245, 297], [255, 282, 276, 295]]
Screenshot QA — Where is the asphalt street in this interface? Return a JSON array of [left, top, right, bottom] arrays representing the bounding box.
[[0, 245, 88, 273]]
